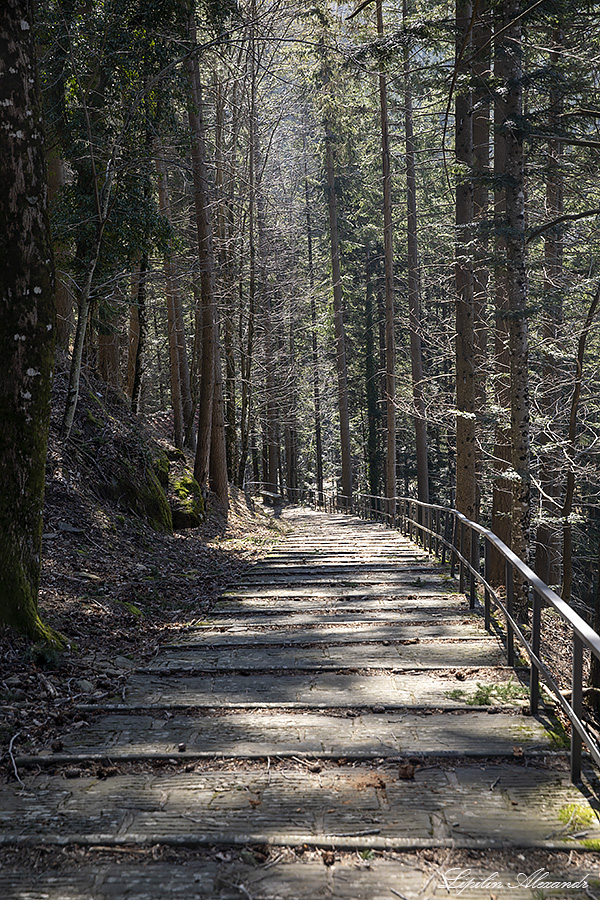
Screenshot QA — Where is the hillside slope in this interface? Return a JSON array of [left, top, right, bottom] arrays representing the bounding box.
[[1, 365, 287, 766]]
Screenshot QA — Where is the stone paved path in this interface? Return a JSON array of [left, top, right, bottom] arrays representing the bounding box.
[[3, 509, 599, 898]]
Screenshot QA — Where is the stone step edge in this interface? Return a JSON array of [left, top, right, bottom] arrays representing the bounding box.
[[0, 832, 583, 853], [133, 663, 514, 677], [181, 615, 483, 625], [75, 701, 536, 713], [15, 748, 565, 768], [199, 609, 472, 619], [164, 637, 495, 649]]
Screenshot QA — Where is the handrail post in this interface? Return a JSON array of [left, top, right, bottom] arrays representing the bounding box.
[[505, 560, 515, 668], [483, 538, 491, 631], [450, 514, 457, 578], [571, 634, 583, 784], [470, 528, 478, 610], [442, 511, 449, 565], [428, 508, 433, 555], [530, 589, 541, 715], [459, 521, 466, 594]]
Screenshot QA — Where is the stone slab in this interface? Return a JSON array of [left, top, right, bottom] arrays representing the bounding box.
[[30, 710, 555, 761], [170, 621, 489, 645], [244, 562, 445, 576], [119, 670, 522, 710], [1, 858, 597, 900], [142, 640, 506, 674], [227, 578, 456, 595], [188, 609, 478, 628], [238, 568, 446, 585], [1, 764, 598, 850], [215, 594, 465, 610]]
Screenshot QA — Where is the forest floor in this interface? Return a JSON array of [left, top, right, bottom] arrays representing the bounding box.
[[0, 365, 289, 774]]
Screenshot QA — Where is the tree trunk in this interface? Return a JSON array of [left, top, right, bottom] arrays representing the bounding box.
[[376, 0, 396, 520], [561, 283, 600, 602], [127, 260, 141, 398], [186, 16, 216, 489], [215, 74, 238, 482], [155, 147, 194, 448], [0, 0, 59, 642], [472, 1, 491, 517], [590, 535, 600, 713], [490, 0, 512, 582], [98, 320, 120, 389], [454, 0, 476, 524], [324, 121, 353, 507], [130, 252, 148, 415], [305, 156, 324, 504], [505, 0, 530, 594], [60, 237, 104, 439], [365, 250, 382, 505], [403, 0, 429, 503], [46, 148, 72, 350], [210, 336, 230, 510], [535, 29, 564, 586]]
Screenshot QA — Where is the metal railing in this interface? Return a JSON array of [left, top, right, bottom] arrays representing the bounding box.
[[271, 485, 600, 784]]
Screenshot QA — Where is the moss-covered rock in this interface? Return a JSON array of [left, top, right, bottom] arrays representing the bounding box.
[[171, 472, 204, 529], [151, 450, 170, 489], [165, 447, 186, 463], [116, 461, 173, 533]]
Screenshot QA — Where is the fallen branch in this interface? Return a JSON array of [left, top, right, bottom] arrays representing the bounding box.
[[8, 731, 25, 788], [560, 686, 600, 700]]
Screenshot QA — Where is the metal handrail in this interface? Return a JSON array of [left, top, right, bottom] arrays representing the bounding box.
[[395, 495, 600, 782], [280, 485, 599, 783], [247, 482, 600, 780]]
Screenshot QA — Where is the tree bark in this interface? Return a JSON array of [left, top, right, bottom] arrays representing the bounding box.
[[155, 147, 194, 448], [365, 250, 382, 505], [130, 252, 148, 415], [187, 13, 228, 506], [376, 0, 397, 520], [490, 0, 512, 582], [500, 0, 530, 618], [215, 75, 238, 482], [404, 0, 429, 503], [187, 18, 215, 488], [127, 259, 141, 398], [561, 283, 600, 602], [210, 335, 230, 511], [454, 0, 477, 524], [324, 121, 353, 507], [0, 0, 58, 642], [46, 148, 72, 350], [472, 0, 491, 517], [305, 157, 324, 504], [535, 28, 564, 586], [60, 232, 104, 439], [97, 318, 120, 389]]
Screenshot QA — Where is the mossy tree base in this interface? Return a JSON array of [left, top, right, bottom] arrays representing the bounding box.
[[0, 1, 56, 642]]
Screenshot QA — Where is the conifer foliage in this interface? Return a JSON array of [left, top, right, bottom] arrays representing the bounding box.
[[3, 0, 600, 637]]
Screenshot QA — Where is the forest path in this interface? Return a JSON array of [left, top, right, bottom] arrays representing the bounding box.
[[3, 509, 599, 898]]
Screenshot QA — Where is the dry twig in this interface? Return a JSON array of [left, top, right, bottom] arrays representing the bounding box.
[[8, 731, 25, 788]]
